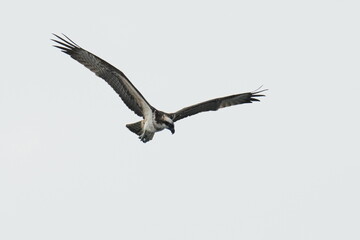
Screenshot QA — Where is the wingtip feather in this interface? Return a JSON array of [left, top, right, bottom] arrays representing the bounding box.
[[51, 33, 79, 50], [62, 33, 80, 48]]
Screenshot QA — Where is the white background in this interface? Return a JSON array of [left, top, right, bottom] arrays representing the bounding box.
[[1, 0, 359, 239]]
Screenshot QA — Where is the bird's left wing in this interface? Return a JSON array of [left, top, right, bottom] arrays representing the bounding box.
[[52, 34, 153, 118], [170, 88, 267, 122]]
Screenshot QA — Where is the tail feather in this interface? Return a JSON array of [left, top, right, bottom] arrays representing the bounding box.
[[126, 121, 143, 136]]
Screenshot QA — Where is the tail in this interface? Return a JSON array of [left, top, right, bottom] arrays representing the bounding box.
[[126, 121, 143, 136]]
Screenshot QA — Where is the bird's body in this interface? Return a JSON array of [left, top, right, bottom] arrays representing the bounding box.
[[52, 34, 266, 142], [126, 110, 174, 142]]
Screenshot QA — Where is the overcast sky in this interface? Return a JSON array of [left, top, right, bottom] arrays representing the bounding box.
[[1, 0, 359, 239]]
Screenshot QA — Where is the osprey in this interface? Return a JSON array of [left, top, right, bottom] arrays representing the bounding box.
[[52, 34, 267, 143]]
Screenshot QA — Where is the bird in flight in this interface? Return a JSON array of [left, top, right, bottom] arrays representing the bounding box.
[[52, 34, 267, 143]]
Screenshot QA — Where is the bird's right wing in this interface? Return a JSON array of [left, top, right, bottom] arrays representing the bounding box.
[[52, 34, 153, 118], [170, 89, 267, 122]]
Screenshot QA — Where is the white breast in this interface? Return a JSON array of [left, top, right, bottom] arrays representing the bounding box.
[[143, 112, 166, 133]]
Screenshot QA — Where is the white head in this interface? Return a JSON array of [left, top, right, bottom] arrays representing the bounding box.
[[155, 110, 175, 134], [162, 115, 175, 134]]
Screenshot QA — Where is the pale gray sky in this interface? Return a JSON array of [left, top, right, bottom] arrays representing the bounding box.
[[1, 0, 359, 239]]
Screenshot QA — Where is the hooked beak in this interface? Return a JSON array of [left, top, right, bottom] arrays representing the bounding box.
[[169, 125, 175, 134]]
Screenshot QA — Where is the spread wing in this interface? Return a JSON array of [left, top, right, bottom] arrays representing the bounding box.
[[170, 89, 267, 122], [52, 34, 153, 118]]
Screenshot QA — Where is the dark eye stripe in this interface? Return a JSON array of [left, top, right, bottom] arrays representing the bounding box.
[[163, 121, 173, 127]]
